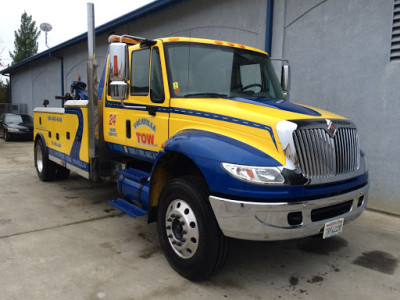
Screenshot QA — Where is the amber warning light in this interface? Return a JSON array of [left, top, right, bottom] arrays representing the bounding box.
[[113, 56, 118, 77]]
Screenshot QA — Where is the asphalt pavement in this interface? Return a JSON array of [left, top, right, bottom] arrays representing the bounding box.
[[0, 139, 399, 299]]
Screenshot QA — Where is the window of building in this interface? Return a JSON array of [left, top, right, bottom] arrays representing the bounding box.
[[390, 0, 400, 61]]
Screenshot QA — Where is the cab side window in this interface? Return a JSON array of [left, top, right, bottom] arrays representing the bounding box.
[[131, 48, 150, 95], [150, 47, 164, 103]]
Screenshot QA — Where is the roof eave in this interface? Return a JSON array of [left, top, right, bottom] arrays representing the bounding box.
[[1, 0, 186, 75]]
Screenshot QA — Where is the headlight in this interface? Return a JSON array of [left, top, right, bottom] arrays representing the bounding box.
[[221, 163, 285, 185], [7, 128, 20, 132]]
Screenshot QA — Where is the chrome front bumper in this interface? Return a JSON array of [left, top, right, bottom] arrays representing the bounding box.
[[209, 184, 369, 241]]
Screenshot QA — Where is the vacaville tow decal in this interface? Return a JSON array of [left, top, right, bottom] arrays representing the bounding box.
[[133, 118, 157, 148]]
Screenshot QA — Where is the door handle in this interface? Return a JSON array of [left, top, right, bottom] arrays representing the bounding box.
[[126, 120, 131, 139], [146, 106, 156, 116]]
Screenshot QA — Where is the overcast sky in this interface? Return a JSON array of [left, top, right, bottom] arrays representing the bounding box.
[[0, 0, 153, 68]]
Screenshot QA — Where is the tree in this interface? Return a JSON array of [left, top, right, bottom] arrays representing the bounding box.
[[9, 11, 40, 65], [0, 43, 10, 104], [0, 79, 10, 103]]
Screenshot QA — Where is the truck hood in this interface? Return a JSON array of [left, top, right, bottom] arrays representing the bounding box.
[[230, 97, 321, 117], [171, 96, 344, 127], [170, 96, 347, 166]]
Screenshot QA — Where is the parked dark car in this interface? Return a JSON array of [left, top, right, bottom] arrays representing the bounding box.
[[0, 113, 34, 141]]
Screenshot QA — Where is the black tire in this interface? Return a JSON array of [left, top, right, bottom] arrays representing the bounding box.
[[4, 131, 10, 142], [157, 176, 228, 281], [34, 139, 56, 181]]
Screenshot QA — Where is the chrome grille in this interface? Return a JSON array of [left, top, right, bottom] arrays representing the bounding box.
[[293, 127, 360, 178]]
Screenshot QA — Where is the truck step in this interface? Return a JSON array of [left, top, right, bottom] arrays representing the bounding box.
[[108, 198, 147, 218], [118, 168, 150, 183]]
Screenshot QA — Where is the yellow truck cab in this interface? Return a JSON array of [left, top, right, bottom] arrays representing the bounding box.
[[33, 35, 369, 281]]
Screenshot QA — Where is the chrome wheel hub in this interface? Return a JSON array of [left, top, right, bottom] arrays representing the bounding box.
[[36, 145, 43, 173], [165, 199, 199, 259]]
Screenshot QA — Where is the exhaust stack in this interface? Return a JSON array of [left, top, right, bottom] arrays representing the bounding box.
[[87, 2, 99, 182]]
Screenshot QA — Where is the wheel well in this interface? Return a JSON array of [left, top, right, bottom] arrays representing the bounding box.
[[35, 132, 45, 145], [148, 151, 207, 222], [34, 133, 47, 156]]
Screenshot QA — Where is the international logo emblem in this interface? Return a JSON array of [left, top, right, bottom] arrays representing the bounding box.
[[326, 119, 336, 137]]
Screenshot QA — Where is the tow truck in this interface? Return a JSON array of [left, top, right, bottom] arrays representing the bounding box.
[[33, 4, 369, 281]]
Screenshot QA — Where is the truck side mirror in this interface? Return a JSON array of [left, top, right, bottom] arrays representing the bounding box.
[[109, 81, 128, 100], [109, 43, 128, 82], [281, 63, 290, 95]]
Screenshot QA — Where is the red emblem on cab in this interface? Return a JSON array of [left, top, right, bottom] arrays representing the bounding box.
[[326, 119, 336, 137]]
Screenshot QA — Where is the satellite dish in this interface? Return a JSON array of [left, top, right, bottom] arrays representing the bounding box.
[[40, 22, 52, 32], [40, 22, 53, 49]]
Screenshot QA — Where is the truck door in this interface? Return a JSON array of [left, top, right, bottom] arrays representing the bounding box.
[[124, 42, 169, 162]]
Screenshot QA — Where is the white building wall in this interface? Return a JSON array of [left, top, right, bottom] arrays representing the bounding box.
[[272, 0, 400, 214], [11, 57, 62, 113]]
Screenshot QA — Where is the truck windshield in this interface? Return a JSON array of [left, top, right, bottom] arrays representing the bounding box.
[[165, 42, 285, 100]]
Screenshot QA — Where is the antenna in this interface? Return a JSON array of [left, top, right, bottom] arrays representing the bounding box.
[[40, 23, 53, 49]]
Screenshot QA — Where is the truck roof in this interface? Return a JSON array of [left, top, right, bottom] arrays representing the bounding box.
[[159, 37, 269, 55], [108, 34, 269, 55]]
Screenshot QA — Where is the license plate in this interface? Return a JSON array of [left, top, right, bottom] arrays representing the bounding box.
[[323, 218, 344, 239]]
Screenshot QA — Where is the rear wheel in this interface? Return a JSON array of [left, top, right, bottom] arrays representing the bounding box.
[[157, 176, 228, 281], [34, 139, 55, 181]]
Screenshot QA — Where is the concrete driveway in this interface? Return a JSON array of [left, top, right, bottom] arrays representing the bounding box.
[[0, 139, 399, 299]]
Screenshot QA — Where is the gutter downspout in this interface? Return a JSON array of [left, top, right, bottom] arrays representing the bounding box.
[[265, 0, 274, 55]]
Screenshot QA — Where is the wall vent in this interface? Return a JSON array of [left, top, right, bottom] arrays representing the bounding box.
[[391, 0, 400, 61]]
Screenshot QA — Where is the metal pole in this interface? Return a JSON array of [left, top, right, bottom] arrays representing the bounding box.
[[87, 3, 99, 182], [265, 0, 274, 55]]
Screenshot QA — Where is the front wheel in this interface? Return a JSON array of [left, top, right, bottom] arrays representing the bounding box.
[[157, 176, 228, 281]]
